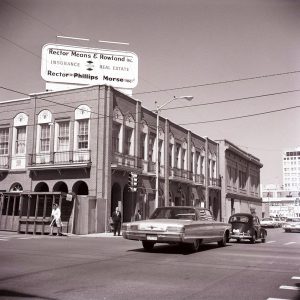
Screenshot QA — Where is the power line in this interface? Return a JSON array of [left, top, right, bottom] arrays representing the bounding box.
[[179, 104, 300, 125], [161, 89, 300, 111], [133, 70, 300, 96]]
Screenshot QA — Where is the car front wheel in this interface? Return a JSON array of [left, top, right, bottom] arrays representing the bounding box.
[[190, 239, 201, 252], [142, 241, 155, 251]]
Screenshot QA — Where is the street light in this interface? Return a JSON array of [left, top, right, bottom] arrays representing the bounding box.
[[155, 96, 194, 209]]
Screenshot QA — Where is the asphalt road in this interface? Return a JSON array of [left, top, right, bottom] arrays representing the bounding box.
[[0, 228, 299, 300]]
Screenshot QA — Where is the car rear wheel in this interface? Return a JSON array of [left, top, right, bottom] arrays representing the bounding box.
[[250, 233, 256, 244], [218, 231, 227, 247], [261, 232, 266, 243], [142, 241, 155, 251]]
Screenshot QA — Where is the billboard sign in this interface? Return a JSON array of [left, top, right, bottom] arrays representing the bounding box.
[[41, 43, 138, 89]]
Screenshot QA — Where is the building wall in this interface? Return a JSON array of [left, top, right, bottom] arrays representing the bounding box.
[[218, 139, 263, 222], [1, 85, 248, 233]]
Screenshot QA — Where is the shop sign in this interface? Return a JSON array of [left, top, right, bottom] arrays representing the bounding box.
[[41, 43, 138, 89]]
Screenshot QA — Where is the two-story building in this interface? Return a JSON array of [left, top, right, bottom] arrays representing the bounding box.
[[218, 140, 263, 221], [0, 85, 222, 234]]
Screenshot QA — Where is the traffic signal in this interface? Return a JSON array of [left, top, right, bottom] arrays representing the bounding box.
[[128, 172, 138, 192]]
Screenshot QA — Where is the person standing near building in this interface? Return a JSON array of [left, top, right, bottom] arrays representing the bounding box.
[[134, 209, 142, 221], [112, 207, 122, 236], [50, 203, 62, 236]]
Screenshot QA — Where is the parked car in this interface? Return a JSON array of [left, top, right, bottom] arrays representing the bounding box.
[[228, 213, 267, 243], [260, 217, 278, 228], [122, 206, 232, 252], [282, 217, 300, 232]]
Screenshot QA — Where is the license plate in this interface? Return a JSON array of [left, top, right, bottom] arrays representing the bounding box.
[[147, 235, 157, 241]]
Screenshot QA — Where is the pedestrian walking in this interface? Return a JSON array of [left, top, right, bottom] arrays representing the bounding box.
[[50, 203, 62, 236], [111, 207, 122, 236], [134, 209, 142, 221]]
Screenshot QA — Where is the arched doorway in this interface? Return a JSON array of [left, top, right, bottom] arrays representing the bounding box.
[[72, 181, 89, 195], [53, 181, 68, 193], [111, 183, 121, 216], [123, 184, 132, 222], [34, 182, 49, 192]]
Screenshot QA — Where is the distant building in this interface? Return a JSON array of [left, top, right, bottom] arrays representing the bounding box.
[[282, 147, 300, 191], [218, 140, 263, 221], [261, 185, 300, 218]]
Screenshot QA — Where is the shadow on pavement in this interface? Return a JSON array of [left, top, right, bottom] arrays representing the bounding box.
[[128, 243, 232, 255], [0, 289, 57, 300]]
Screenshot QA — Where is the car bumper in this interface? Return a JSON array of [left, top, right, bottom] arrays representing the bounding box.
[[231, 233, 252, 240], [122, 231, 186, 243]]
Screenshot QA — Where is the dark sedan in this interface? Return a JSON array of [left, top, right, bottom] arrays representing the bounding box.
[[229, 213, 267, 243]]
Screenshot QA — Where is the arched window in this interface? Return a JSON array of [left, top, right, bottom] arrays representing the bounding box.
[[11, 113, 28, 170], [37, 110, 53, 154], [13, 113, 28, 155]]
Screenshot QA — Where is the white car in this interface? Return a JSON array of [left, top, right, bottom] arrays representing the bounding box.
[[283, 217, 300, 232], [122, 206, 232, 252], [260, 217, 278, 228]]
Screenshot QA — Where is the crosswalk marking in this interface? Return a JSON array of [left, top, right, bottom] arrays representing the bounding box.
[[0, 238, 8, 241], [266, 240, 276, 243], [280, 285, 300, 291], [291, 276, 300, 280]]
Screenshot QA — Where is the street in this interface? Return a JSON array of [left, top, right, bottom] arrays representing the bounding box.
[[0, 229, 300, 300]]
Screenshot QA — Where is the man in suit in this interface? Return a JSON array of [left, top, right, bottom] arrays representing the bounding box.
[[112, 207, 122, 236]]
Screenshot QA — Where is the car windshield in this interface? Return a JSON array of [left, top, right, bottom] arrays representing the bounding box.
[[262, 218, 273, 221], [150, 207, 196, 220], [229, 215, 249, 223]]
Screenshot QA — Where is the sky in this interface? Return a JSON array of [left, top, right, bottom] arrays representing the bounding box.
[[0, 0, 300, 187]]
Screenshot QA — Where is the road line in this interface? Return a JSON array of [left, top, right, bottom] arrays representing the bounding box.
[[266, 240, 276, 243], [0, 239, 8, 241], [280, 285, 300, 291], [284, 242, 296, 245], [292, 276, 300, 280]]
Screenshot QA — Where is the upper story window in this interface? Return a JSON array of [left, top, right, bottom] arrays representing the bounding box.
[[37, 110, 52, 153], [56, 121, 70, 151], [40, 124, 51, 152], [169, 134, 174, 168], [124, 114, 135, 156], [182, 141, 187, 170], [78, 120, 89, 149], [112, 107, 123, 153], [148, 132, 156, 162], [175, 143, 181, 169], [13, 113, 28, 155], [0, 128, 9, 155], [157, 127, 164, 166], [75, 105, 91, 151], [140, 120, 148, 160]]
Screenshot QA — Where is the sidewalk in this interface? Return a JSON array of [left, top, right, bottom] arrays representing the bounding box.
[[66, 232, 123, 238]]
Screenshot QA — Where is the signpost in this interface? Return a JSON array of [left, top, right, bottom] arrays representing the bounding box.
[[41, 43, 138, 89]]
